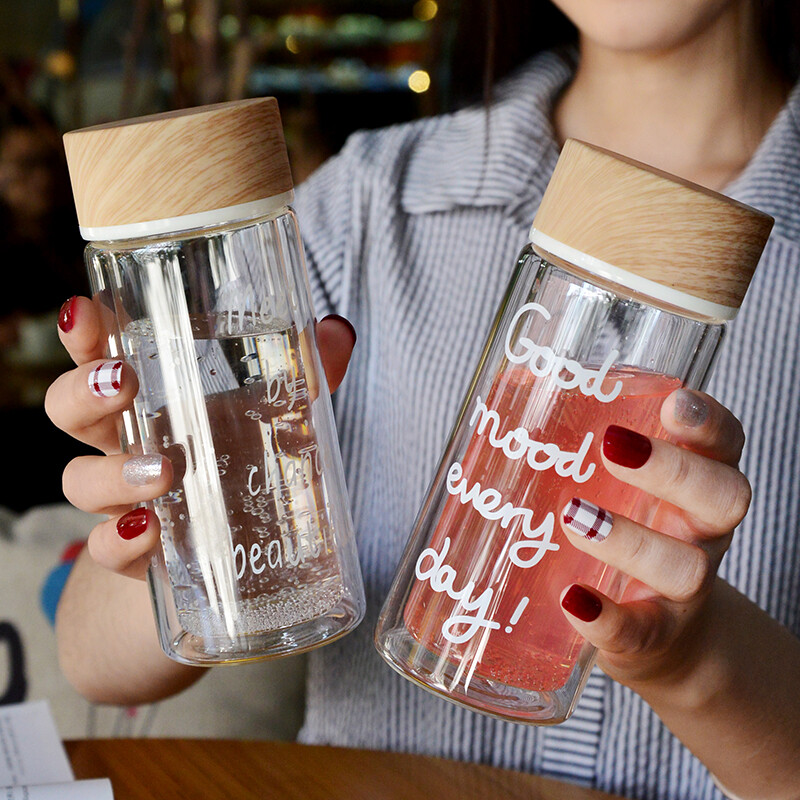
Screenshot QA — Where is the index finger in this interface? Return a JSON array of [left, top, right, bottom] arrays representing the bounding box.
[[58, 296, 107, 365], [601, 429, 751, 535]]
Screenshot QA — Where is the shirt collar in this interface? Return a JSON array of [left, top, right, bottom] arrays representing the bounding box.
[[402, 49, 800, 246], [723, 78, 800, 244], [400, 50, 574, 216]]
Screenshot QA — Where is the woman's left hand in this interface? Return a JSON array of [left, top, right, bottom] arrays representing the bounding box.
[[559, 387, 751, 688]]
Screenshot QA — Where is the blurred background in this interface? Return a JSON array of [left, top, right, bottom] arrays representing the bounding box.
[[0, 0, 466, 744], [10, 0, 447, 173], [0, 0, 451, 514], [0, 0, 578, 743]]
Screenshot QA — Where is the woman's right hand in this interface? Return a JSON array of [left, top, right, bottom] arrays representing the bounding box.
[[45, 296, 357, 582]]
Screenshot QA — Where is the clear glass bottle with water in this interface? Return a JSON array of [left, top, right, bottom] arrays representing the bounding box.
[[64, 99, 365, 664], [375, 139, 773, 723]]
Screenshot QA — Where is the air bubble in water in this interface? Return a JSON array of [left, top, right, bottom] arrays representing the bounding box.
[[177, 582, 344, 636]]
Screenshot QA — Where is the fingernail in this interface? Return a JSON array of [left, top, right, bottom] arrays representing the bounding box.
[[562, 497, 614, 542], [323, 314, 357, 345], [117, 508, 151, 540], [673, 389, 708, 428], [603, 425, 652, 468], [58, 296, 77, 333], [122, 455, 163, 486], [89, 360, 123, 398], [561, 585, 602, 622]]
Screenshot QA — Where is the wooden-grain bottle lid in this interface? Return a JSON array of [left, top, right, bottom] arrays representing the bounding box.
[[63, 98, 293, 241], [530, 139, 774, 321]]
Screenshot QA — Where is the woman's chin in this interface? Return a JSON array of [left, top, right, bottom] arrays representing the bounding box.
[[550, 0, 743, 55]]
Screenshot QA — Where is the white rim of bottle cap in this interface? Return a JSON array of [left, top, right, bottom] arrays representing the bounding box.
[[79, 190, 295, 242], [529, 227, 738, 321]]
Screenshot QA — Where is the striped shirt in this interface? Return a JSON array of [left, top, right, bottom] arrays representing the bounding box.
[[293, 50, 800, 799]]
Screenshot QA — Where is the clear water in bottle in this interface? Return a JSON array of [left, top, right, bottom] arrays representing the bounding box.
[[123, 314, 344, 641]]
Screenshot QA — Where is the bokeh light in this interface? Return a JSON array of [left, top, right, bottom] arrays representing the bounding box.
[[408, 69, 431, 93], [413, 0, 438, 22]]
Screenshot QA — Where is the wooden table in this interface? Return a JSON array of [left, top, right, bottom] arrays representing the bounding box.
[[66, 739, 627, 800]]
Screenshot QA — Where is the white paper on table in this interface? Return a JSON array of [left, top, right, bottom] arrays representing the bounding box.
[[0, 701, 113, 799], [0, 701, 73, 787], [2, 778, 114, 799]]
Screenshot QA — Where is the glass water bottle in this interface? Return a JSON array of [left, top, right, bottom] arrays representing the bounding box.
[[63, 99, 365, 665], [375, 139, 773, 724]]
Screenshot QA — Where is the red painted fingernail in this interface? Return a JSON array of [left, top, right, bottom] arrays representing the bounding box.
[[561, 585, 602, 622], [323, 314, 357, 345], [603, 425, 652, 468], [117, 508, 151, 540], [562, 497, 613, 542], [58, 296, 77, 333]]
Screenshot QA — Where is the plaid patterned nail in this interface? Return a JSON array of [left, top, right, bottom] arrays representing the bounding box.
[[89, 360, 123, 398], [562, 497, 613, 542]]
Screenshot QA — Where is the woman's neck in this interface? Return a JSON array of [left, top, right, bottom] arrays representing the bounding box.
[[553, 9, 790, 190]]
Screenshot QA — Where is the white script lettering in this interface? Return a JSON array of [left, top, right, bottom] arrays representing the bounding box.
[[415, 537, 501, 643], [247, 465, 261, 497], [469, 395, 595, 484], [265, 364, 299, 412], [247, 447, 321, 499], [233, 517, 323, 580], [446, 461, 559, 568], [504, 302, 622, 403]]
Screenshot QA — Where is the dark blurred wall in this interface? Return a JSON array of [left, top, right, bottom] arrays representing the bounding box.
[[0, 0, 59, 59]]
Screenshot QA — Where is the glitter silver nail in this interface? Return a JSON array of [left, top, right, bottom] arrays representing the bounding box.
[[673, 389, 709, 428], [122, 454, 164, 486]]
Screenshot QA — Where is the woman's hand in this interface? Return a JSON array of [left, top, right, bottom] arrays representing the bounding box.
[[45, 296, 357, 582], [558, 388, 751, 688]]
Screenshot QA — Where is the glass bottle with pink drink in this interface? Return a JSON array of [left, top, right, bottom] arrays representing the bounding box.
[[374, 139, 773, 724]]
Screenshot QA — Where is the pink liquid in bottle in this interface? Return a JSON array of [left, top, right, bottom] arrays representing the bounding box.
[[403, 365, 680, 696]]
